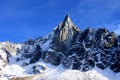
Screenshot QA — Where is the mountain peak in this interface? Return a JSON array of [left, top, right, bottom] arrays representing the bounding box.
[[63, 14, 74, 25], [53, 14, 80, 53]]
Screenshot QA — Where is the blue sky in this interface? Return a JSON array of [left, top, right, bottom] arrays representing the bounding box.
[[0, 0, 120, 43]]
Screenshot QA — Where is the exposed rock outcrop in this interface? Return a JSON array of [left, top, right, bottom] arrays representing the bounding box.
[[42, 50, 64, 66], [0, 42, 21, 56], [30, 45, 42, 64], [52, 14, 80, 54], [0, 42, 21, 69]]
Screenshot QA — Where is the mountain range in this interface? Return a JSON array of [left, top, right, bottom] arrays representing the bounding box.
[[0, 14, 120, 80]]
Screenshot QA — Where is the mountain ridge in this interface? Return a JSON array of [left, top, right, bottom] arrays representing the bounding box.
[[0, 14, 120, 80]]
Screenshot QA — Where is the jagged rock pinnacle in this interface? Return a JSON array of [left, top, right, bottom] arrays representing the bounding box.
[[63, 14, 74, 26], [53, 14, 80, 54], [56, 14, 75, 31]]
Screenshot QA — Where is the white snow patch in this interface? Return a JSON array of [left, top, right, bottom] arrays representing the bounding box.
[[41, 31, 54, 50], [93, 67, 120, 80], [41, 39, 52, 50], [1, 64, 25, 76], [36, 67, 109, 80]]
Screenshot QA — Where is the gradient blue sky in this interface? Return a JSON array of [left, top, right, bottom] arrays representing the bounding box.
[[0, 0, 120, 43]]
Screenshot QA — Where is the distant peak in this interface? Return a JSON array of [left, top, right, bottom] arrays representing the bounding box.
[[63, 14, 74, 25]]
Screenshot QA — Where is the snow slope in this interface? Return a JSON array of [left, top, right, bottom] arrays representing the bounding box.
[[1, 60, 120, 80]]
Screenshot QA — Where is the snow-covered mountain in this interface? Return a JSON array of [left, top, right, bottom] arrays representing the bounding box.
[[0, 15, 120, 80]]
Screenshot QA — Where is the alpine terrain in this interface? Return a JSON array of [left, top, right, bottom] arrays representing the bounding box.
[[0, 14, 120, 80]]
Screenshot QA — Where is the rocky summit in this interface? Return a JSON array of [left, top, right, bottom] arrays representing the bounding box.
[[0, 15, 120, 80], [52, 14, 80, 54]]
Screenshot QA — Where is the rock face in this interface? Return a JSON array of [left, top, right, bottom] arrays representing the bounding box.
[[110, 48, 120, 72], [52, 14, 80, 54], [0, 49, 8, 70], [0, 42, 21, 57], [63, 27, 120, 72], [0, 42, 21, 70], [42, 50, 64, 66], [16, 40, 43, 64], [30, 45, 42, 64]]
